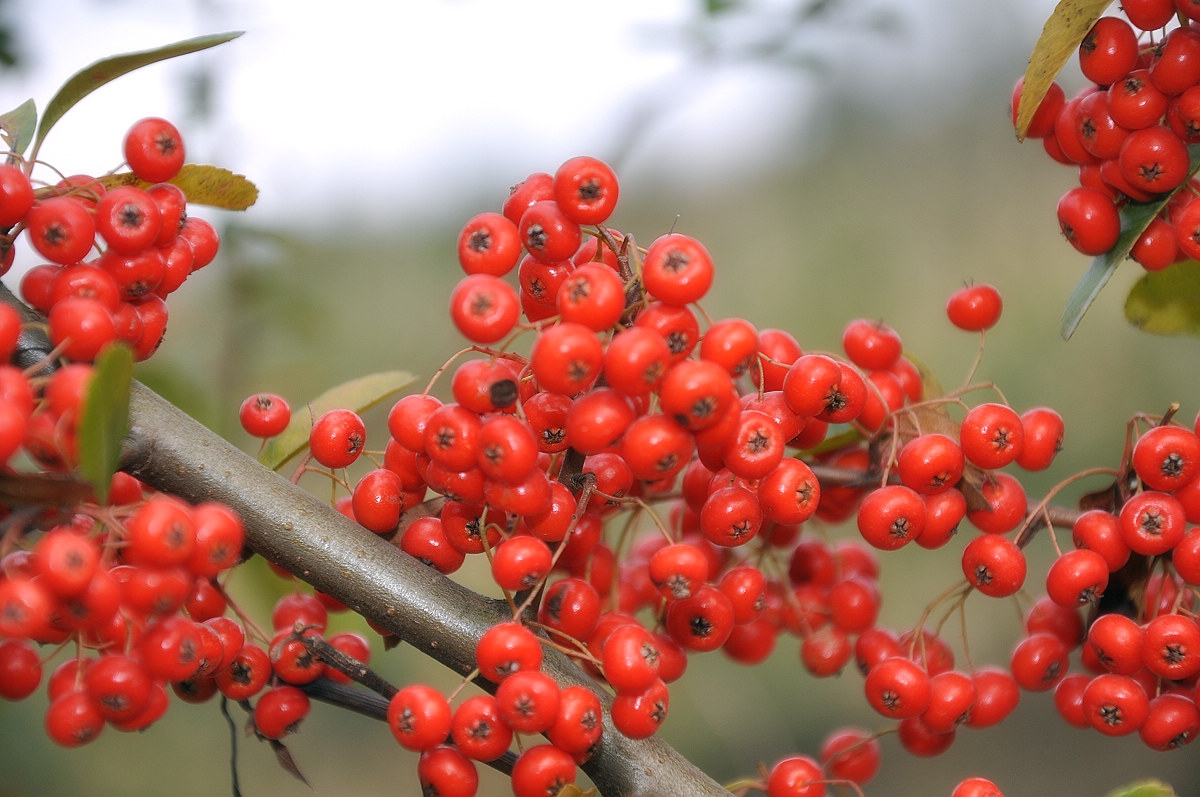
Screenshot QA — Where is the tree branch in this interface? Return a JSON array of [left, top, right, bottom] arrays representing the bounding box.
[[119, 379, 734, 797]]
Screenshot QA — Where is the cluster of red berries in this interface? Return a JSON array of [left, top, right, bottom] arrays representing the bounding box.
[[1, 116, 220, 362], [1024, 417, 1200, 750], [1014, 4, 1200, 267], [231, 156, 1050, 795], [0, 483, 247, 746]]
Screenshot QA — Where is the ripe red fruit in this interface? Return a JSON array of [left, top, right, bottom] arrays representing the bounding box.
[[456, 211, 521, 276], [239, 392, 291, 438], [124, 117, 185, 182], [766, 754, 825, 797], [856, 485, 925, 551], [448, 273, 520, 344], [1082, 673, 1149, 736], [553, 155, 619, 225], [27, 197, 97, 265], [0, 163, 34, 226], [1133, 424, 1200, 492], [1140, 613, 1200, 680], [95, 186, 162, 254], [959, 402, 1024, 469], [641, 233, 714, 306], [952, 777, 1005, 797], [418, 746, 479, 797], [254, 684, 310, 739], [475, 621, 543, 682], [1151, 26, 1200, 95], [961, 534, 1026, 598], [864, 656, 932, 719], [1056, 186, 1120, 255], [946, 283, 1003, 331], [511, 744, 577, 797], [1010, 632, 1069, 691], [309, 408, 367, 469], [1119, 489, 1186, 555], [841, 318, 902, 371], [529, 321, 604, 396], [1045, 548, 1109, 608], [1016, 406, 1065, 471], [388, 683, 452, 751], [520, 200, 581, 263], [1078, 16, 1138, 86], [45, 689, 105, 747], [897, 433, 964, 494], [352, 468, 406, 533], [1120, 125, 1191, 195], [450, 694, 511, 761], [966, 472, 1028, 534]]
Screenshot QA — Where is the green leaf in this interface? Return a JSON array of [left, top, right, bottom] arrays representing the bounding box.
[[258, 371, 417, 471], [1102, 779, 1177, 797], [30, 32, 243, 162], [1015, 0, 1114, 140], [1061, 142, 1200, 339], [0, 98, 36, 158], [77, 343, 134, 504], [99, 164, 258, 210], [1125, 260, 1200, 334]]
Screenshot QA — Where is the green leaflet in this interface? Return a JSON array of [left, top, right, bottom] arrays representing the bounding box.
[[1103, 779, 1177, 797], [258, 371, 417, 471], [1125, 260, 1200, 335], [30, 32, 243, 163], [77, 344, 134, 505], [0, 98, 36, 158]]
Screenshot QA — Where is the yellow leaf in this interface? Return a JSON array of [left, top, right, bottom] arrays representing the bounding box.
[[554, 786, 598, 797], [1016, 0, 1116, 140], [99, 163, 258, 210]]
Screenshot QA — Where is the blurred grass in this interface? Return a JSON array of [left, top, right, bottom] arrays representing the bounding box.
[[7, 77, 1200, 797]]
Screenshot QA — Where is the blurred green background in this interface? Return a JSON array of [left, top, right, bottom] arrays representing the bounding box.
[[4, 0, 1200, 795]]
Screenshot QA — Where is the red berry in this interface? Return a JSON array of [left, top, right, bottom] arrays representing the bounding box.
[[309, 408, 366, 469], [388, 683, 451, 751], [418, 746, 479, 797], [1056, 186, 1120, 255], [1078, 16, 1138, 86], [766, 754, 825, 797], [26, 197, 96, 265], [961, 533, 1026, 598], [641, 233, 714, 306], [448, 273, 520, 344], [946, 283, 1002, 331], [254, 684, 310, 739], [856, 485, 924, 551], [511, 744, 576, 797], [124, 117, 185, 182], [0, 164, 34, 226], [239, 392, 291, 438], [841, 318, 901, 371], [1119, 125, 1191, 195], [95, 186, 162, 254], [553, 156, 619, 225], [475, 621, 542, 682], [519, 200, 581, 263], [457, 211, 521, 276]]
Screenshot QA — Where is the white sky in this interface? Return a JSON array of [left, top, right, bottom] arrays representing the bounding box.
[[1, 0, 1055, 231]]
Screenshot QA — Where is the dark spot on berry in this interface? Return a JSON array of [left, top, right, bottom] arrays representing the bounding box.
[[468, 229, 492, 253]]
